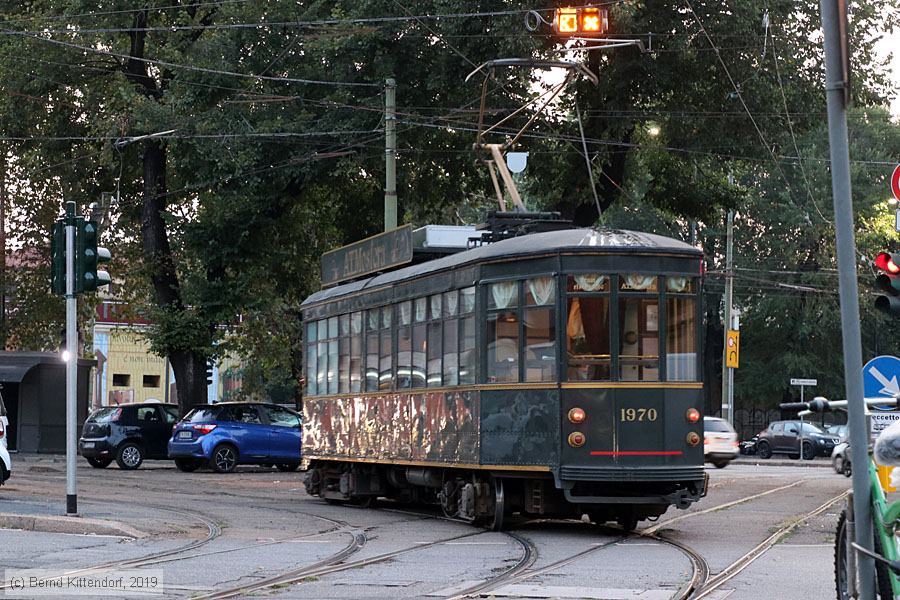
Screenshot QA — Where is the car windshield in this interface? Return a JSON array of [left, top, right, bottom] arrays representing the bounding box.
[[705, 419, 734, 433], [799, 423, 824, 434], [87, 407, 121, 423], [828, 425, 847, 435], [184, 408, 219, 423]]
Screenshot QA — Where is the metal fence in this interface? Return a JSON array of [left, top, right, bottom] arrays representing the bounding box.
[[715, 407, 847, 441]]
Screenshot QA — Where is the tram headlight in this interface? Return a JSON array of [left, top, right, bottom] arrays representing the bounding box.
[[568, 407, 586, 424], [568, 431, 586, 448], [686, 408, 701, 423], [686, 432, 701, 446]]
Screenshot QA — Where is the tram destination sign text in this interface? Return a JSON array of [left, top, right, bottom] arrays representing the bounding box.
[[321, 225, 413, 286]]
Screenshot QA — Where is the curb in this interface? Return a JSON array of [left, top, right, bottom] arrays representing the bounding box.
[[732, 458, 832, 468], [0, 513, 146, 538]]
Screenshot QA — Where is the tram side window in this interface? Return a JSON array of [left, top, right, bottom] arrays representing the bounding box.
[[443, 290, 459, 386], [338, 314, 350, 393], [396, 301, 413, 389], [459, 287, 476, 385], [666, 277, 698, 381], [350, 312, 363, 392], [412, 299, 427, 388], [327, 316, 339, 394], [365, 309, 379, 391], [619, 275, 659, 382], [427, 294, 442, 386], [524, 277, 556, 382], [379, 307, 393, 390], [306, 321, 317, 396], [566, 274, 610, 381], [487, 281, 519, 383]]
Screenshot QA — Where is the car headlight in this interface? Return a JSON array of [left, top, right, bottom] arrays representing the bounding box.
[[817, 439, 825, 445]]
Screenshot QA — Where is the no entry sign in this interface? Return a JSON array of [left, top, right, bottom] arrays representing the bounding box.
[[892, 164, 900, 202]]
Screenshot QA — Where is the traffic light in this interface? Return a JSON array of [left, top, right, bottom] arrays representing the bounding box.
[[205, 361, 214, 386], [74, 218, 111, 293], [555, 7, 608, 36], [50, 221, 65, 296], [875, 252, 900, 315]]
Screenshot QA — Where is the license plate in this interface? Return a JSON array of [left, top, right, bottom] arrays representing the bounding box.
[[82, 442, 95, 448], [177, 431, 192, 439]]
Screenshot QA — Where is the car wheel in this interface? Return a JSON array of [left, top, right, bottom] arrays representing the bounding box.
[[833, 455, 844, 474], [174, 458, 200, 473], [276, 463, 300, 472], [210, 444, 238, 474], [843, 461, 852, 477], [86, 457, 112, 469], [757, 441, 772, 459], [712, 459, 729, 469], [115, 443, 144, 470], [801, 442, 815, 460]]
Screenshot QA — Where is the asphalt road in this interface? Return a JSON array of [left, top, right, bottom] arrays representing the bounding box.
[[0, 455, 850, 599]]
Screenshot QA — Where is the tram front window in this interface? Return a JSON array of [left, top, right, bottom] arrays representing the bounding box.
[[619, 274, 659, 381], [566, 275, 611, 381]]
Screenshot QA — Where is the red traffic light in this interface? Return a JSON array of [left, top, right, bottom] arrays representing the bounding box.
[[876, 252, 900, 274]]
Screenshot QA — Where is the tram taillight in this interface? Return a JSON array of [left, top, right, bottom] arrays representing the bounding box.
[[686, 432, 701, 446], [568, 407, 586, 424], [568, 431, 586, 448], [686, 408, 701, 423]]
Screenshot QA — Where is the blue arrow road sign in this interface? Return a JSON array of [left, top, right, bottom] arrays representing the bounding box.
[[863, 355, 900, 409]]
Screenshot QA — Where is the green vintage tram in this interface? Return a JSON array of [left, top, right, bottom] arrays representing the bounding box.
[[301, 224, 706, 530]]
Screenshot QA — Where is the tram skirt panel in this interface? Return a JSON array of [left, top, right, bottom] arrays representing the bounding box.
[[479, 389, 560, 467]]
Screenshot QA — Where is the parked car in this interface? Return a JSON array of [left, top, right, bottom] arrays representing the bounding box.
[[704, 416, 739, 468], [79, 403, 180, 469], [827, 424, 849, 443], [755, 420, 842, 459], [832, 442, 852, 476], [0, 390, 10, 485], [168, 402, 302, 474], [739, 436, 758, 455]]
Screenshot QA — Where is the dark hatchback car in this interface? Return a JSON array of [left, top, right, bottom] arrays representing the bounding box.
[[755, 420, 842, 460], [79, 403, 180, 469], [168, 402, 302, 473]]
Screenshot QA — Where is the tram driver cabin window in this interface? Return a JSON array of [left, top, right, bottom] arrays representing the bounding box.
[[619, 275, 659, 381], [566, 274, 611, 381]]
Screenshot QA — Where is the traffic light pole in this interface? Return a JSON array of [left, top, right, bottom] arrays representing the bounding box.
[[64, 200, 78, 515], [820, 1, 874, 597]]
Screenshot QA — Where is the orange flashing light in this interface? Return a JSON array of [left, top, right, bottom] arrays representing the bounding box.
[[556, 8, 578, 33], [581, 8, 602, 32]]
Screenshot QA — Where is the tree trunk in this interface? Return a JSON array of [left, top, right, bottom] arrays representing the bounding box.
[[140, 139, 207, 416]]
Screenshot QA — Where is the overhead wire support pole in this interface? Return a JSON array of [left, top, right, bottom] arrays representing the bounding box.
[[384, 78, 397, 232], [65, 200, 77, 515], [721, 209, 734, 424], [819, 1, 875, 598]]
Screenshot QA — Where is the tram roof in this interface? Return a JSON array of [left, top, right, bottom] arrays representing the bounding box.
[[302, 228, 701, 307]]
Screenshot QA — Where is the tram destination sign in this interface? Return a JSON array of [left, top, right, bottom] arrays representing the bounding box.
[[321, 225, 414, 287]]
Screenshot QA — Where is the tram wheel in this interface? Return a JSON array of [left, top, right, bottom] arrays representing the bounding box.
[[616, 510, 639, 532], [486, 478, 505, 532]]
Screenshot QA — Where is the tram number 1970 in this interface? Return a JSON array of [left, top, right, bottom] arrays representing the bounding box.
[[620, 408, 658, 422]]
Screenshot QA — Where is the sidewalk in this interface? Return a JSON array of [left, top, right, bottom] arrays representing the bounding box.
[[731, 455, 833, 468]]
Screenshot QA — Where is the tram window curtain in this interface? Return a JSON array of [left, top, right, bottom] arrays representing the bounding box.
[[621, 274, 658, 292], [414, 297, 427, 322], [487, 311, 519, 383], [443, 291, 459, 318], [488, 282, 518, 310], [666, 296, 698, 381], [526, 277, 555, 306], [566, 297, 611, 380], [572, 274, 607, 292], [460, 287, 476, 314]]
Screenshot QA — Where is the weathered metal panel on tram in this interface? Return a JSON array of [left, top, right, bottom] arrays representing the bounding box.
[[480, 389, 559, 466]]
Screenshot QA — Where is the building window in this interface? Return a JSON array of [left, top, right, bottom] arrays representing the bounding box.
[[143, 375, 161, 388], [112, 374, 131, 387]]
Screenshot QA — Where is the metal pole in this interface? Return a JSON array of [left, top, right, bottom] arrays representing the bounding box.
[[721, 209, 734, 421], [163, 355, 171, 405], [820, 0, 874, 596], [65, 201, 77, 515], [727, 313, 739, 427], [384, 78, 397, 232]]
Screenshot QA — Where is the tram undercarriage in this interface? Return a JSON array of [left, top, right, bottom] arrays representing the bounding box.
[[303, 460, 704, 531]]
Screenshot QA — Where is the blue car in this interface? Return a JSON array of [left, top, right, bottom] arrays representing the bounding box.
[[168, 402, 302, 473]]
